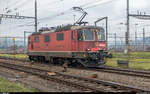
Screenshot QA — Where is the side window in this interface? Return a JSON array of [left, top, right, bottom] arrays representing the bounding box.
[[44, 35, 50, 42], [77, 30, 83, 40], [97, 28, 105, 41], [57, 33, 64, 41], [34, 36, 39, 42], [84, 29, 94, 40]]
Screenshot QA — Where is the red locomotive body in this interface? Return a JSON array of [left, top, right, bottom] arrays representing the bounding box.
[[28, 25, 106, 67]]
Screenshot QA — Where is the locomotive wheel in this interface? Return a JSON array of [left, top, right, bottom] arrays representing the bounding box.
[[29, 56, 33, 61], [75, 62, 84, 68], [53, 58, 64, 66], [77, 59, 88, 67], [68, 59, 83, 68], [77, 59, 104, 68], [37, 56, 45, 63]]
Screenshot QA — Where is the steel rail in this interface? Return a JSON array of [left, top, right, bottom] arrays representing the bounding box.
[[0, 62, 148, 92], [1, 57, 150, 92], [0, 62, 100, 92], [1, 56, 150, 78], [94, 67, 150, 78]]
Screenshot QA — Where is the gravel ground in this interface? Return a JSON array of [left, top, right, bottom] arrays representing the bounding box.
[[0, 59, 150, 91], [0, 66, 83, 92]]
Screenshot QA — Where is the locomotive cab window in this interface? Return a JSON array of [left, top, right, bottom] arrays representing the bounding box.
[[84, 29, 94, 41], [34, 36, 39, 42], [77, 30, 83, 40], [44, 35, 50, 42], [57, 33, 64, 41], [97, 28, 105, 41], [78, 29, 95, 41]]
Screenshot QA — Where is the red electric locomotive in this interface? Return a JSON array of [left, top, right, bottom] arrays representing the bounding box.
[[28, 25, 107, 67]]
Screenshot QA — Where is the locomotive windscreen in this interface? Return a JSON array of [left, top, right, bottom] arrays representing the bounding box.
[[97, 28, 105, 41], [77, 29, 95, 41], [84, 29, 94, 40]]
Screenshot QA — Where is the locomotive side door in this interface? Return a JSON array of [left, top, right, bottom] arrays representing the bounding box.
[[31, 40, 34, 50], [71, 30, 78, 51], [30, 37, 34, 50]]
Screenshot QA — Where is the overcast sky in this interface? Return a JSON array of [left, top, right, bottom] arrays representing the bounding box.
[[0, 0, 150, 42]]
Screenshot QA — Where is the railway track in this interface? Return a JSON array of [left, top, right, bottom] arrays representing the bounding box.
[[1, 56, 150, 77], [1, 57, 150, 92], [0, 61, 148, 92], [1, 56, 150, 78], [97, 67, 150, 78], [81, 66, 150, 79]]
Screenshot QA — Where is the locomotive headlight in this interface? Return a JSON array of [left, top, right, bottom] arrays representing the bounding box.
[[86, 48, 91, 51]]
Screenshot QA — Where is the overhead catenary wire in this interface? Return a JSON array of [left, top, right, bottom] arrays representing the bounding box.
[[4, 0, 150, 41], [79, 0, 103, 7], [39, 0, 115, 21], [9, 0, 67, 26], [20, 0, 115, 26], [84, 0, 115, 9], [5, 0, 21, 10], [3, 0, 26, 13], [18, 0, 101, 15], [16, 0, 65, 14], [8, 0, 32, 14]]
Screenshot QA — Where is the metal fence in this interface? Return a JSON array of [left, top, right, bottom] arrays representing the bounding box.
[[107, 33, 150, 52], [0, 36, 28, 54]]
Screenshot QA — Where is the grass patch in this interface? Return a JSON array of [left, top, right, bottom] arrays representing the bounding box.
[[111, 52, 150, 58], [105, 52, 150, 70], [105, 58, 150, 70], [129, 62, 150, 70], [0, 54, 28, 59], [0, 77, 39, 92]]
